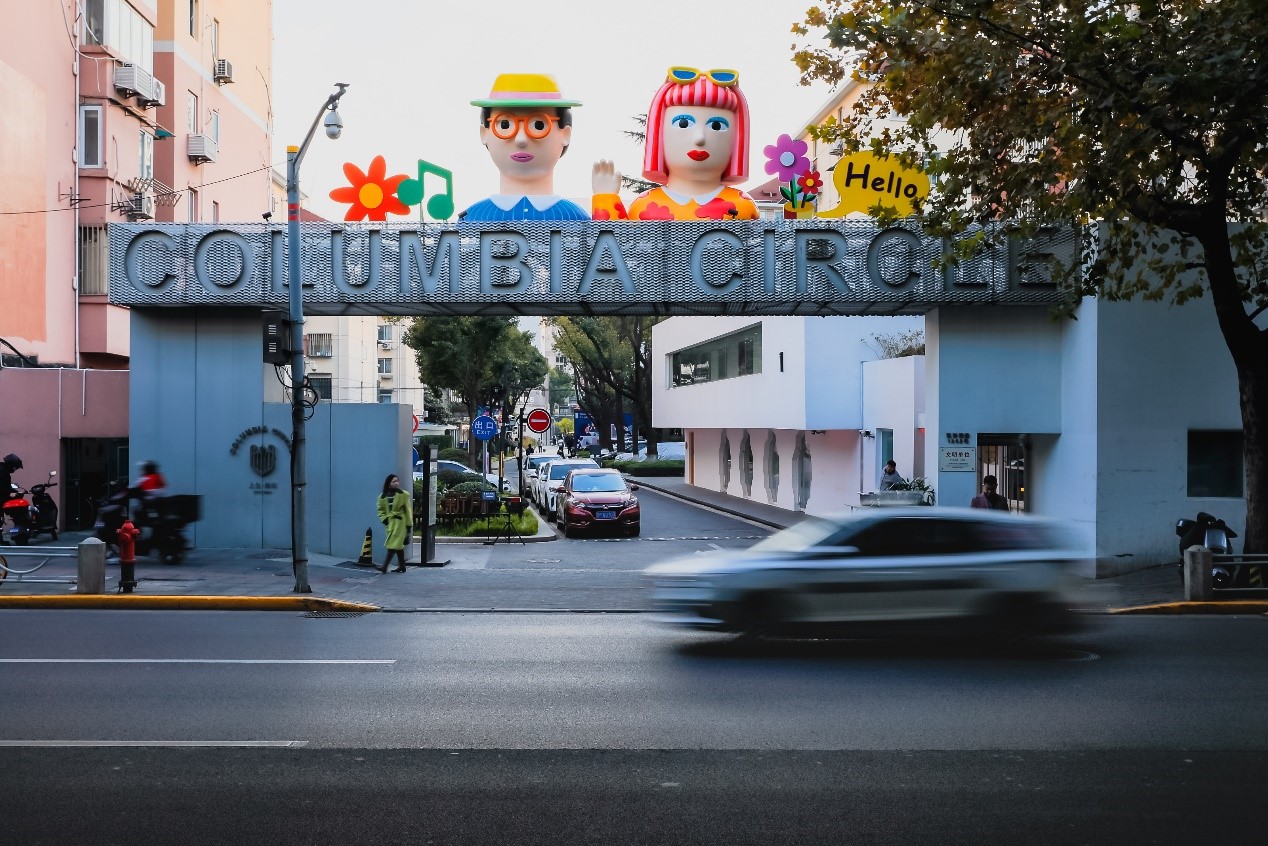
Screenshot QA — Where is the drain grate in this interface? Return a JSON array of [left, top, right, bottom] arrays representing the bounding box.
[[301, 611, 365, 619]]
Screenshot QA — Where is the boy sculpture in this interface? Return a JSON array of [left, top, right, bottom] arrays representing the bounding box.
[[464, 73, 590, 221]]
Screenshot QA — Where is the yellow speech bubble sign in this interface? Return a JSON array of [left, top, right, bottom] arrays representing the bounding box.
[[817, 152, 930, 219]]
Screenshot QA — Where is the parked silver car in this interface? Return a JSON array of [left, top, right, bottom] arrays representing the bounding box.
[[534, 458, 599, 520], [645, 508, 1089, 639]]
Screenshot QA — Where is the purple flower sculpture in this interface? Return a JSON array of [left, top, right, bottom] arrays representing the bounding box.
[[764, 134, 811, 183]]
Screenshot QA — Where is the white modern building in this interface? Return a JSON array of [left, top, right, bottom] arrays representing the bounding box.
[[653, 297, 1247, 577]]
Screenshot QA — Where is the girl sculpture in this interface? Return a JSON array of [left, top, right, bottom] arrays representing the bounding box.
[[593, 67, 758, 221]]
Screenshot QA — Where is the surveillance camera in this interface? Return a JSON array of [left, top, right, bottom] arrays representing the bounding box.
[[261, 211, 273, 221], [323, 109, 343, 140]]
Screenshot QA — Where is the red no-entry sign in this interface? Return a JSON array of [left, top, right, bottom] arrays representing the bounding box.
[[525, 407, 552, 433]]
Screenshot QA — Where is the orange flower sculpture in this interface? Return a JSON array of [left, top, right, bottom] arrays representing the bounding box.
[[329, 155, 411, 221]]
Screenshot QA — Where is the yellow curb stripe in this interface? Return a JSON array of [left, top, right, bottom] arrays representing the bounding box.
[[0, 595, 378, 612], [1111, 601, 1268, 615]]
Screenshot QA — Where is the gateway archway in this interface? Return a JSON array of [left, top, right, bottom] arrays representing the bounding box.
[[111, 220, 1076, 554]]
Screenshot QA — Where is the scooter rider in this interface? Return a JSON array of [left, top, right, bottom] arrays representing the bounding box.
[[0, 454, 22, 545]]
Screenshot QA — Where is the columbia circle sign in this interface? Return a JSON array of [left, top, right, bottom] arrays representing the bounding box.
[[525, 408, 552, 434]]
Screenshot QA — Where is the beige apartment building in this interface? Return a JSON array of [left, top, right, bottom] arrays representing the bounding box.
[[0, 0, 272, 524]]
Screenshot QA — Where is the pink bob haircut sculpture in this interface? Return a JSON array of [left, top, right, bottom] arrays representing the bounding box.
[[643, 74, 751, 185]]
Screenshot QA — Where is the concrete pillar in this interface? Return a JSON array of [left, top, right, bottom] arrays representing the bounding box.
[[77, 537, 106, 594], [1183, 545, 1213, 601]]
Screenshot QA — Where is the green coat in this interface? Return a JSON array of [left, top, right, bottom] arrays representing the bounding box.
[[376, 490, 413, 550]]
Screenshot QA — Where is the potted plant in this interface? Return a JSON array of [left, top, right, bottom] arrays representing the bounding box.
[[863, 477, 936, 506]]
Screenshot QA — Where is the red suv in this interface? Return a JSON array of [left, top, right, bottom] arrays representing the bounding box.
[[556, 469, 640, 538]]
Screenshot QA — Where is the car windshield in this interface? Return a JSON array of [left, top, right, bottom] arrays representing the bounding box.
[[571, 474, 626, 493], [550, 461, 595, 480], [527, 456, 553, 469]]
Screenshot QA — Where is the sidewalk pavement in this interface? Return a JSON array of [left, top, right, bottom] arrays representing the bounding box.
[[0, 477, 1263, 614]]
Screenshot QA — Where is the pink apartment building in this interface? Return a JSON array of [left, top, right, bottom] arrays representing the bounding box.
[[0, 0, 271, 529]]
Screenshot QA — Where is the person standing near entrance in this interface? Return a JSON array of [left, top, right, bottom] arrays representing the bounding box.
[[376, 474, 412, 573], [971, 475, 1010, 511], [879, 460, 903, 491]]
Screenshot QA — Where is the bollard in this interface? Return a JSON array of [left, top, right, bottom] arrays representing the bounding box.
[[1183, 545, 1213, 601], [117, 518, 141, 594], [76, 537, 107, 594]]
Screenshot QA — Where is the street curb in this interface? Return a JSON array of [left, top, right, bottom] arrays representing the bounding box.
[[629, 479, 790, 530], [0, 595, 380, 612], [1109, 601, 1268, 615]]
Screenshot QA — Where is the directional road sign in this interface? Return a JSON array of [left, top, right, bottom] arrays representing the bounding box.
[[525, 407, 552, 434], [471, 414, 499, 441]]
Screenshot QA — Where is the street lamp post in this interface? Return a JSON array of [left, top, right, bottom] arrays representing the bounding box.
[[286, 82, 348, 593]]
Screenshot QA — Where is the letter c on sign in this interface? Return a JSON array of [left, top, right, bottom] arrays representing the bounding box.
[[124, 231, 178, 294], [690, 230, 744, 296]]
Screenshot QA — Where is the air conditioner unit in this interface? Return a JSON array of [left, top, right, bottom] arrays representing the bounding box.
[[187, 133, 218, 164], [214, 58, 234, 84], [378, 371, 393, 380], [139, 78, 165, 108], [114, 63, 154, 101], [830, 143, 845, 157], [378, 340, 393, 349], [129, 194, 155, 220]]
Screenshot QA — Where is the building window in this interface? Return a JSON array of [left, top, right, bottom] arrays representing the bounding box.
[[671, 324, 762, 387], [210, 18, 219, 59], [377, 358, 393, 376], [210, 110, 220, 143], [304, 333, 332, 357], [78, 226, 109, 295], [377, 324, 392, 343], [186, 91, 198, 133], [139, 130, 153, 179], [1188, 430, 1244, 497], [187, 188, 198, 222], [85, 0, 154, 72], [189, 0, 198, 37], [78, 106, 102, 168], [378, 389, 394, 404], [308, 374, 332, 401]]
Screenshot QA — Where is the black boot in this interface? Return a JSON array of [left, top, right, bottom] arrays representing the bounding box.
[[377, 561, 388, 573]]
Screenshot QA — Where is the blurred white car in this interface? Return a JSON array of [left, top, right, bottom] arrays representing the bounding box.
[[645, 508, 1089, 639], [534, 458, 599, 520]]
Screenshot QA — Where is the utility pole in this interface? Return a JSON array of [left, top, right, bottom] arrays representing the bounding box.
[[286, 82, 348, 594]]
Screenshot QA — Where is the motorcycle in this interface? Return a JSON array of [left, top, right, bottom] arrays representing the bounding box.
[[92, 483, 201, 564], [1175, 511, 1239, 588], [2, 472, 59, 545]]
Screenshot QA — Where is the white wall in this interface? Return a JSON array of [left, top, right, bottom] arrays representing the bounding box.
[[1093, 298, 1245, 571], [862, 354, 925, 491]]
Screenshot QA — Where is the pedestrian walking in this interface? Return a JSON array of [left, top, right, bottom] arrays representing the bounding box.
[[970, 475, 1010, 511], [376, 474, 413, 573]]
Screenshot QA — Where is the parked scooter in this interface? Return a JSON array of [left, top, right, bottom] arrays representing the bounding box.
[[1175, 511, 1239, 587], [1, 472, 59, 545]]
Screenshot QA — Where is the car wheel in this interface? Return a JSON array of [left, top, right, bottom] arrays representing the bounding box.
[[562, 518, 575, 539], [734, 592, 793, 640]]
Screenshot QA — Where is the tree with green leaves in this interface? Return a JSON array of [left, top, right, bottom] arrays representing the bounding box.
[[795, 0, 1268, 551], [403, 317, 547, 463], [551, 316, 662, 455]]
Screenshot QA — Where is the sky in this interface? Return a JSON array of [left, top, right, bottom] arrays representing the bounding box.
[[270, 0, 835, 221]]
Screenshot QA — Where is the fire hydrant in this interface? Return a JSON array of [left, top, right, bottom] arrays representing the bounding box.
[[117, 518, 140, 594]]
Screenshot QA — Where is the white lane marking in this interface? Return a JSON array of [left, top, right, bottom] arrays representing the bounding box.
[[0, 659, 395, 664], [0, 740, 309, 747], [708, 543, 723, 550]]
